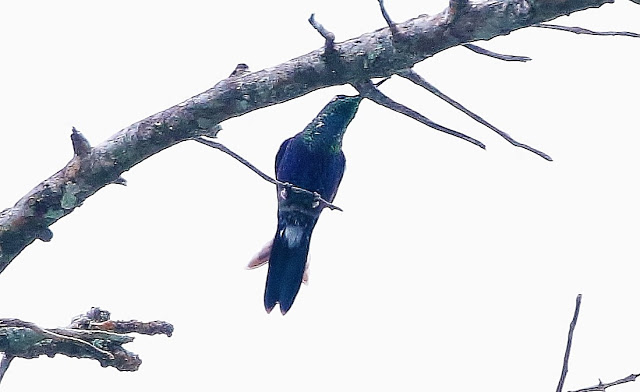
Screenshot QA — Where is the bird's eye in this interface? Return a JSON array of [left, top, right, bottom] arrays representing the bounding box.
[[280, 188, 287, 200], [311, 200, 320, 209]]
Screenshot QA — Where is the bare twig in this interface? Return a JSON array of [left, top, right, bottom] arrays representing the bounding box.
[[534, 23, 640, 38], [374, 77, 391, 87], [194, 138, 343, 211], [463, 43, 532, 62], [308, 14, 335, 52], [378, 0, 399, 36], [353, 80, 486, 149], [570, 374, 640, 392], [398, 69, 551, 160], [195, 138, 275, 185], [0, 355, 13, 384], [557, 294, 583, 392]]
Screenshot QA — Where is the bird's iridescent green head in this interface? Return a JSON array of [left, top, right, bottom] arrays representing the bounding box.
[[320, 94, 362, 129], [302, 95, 362, 152]]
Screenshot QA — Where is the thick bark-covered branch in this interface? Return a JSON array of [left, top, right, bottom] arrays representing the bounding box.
[[0, 308, 173, 380], [0, 0, 622, 273]]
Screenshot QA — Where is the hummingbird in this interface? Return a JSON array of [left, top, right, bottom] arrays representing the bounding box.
[[248, 94, 363, 315]]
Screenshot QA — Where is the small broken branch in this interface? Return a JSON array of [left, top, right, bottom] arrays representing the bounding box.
[[463, 43, 532, 62], [0, 307, 173, 382], [228, 63, 250, 78], [308, 14, 335, 52], [71, 127, 92, 156], [397, 69, 551, 160], [533, 23, 640, 37], [556, 294, 583, 392], [195, 138, 343, 211], [354, 80, 486, 149], [570, 374, 640, 392]]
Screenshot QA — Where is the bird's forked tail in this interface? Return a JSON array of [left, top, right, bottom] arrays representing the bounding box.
[[264, 222, 312, 315]]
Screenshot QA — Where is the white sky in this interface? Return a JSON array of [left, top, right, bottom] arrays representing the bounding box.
[[1, 1, 639, 391]]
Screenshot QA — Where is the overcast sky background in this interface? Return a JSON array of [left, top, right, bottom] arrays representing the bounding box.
[[1, 1, 639, 391]]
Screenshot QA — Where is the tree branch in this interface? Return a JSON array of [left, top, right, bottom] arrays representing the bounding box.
[[0, 355, 13, 384], [0, 0, 628, 274], [397, 69, 552, 160], [308, 13, 336, 52], [0, 307, 173, 382], [570, 374, 640, 392], [533, 23, 640, 37], [462, 43, 532, 62], [194, 138, 343, 211], [354, 80, 486, 148], [557, 294, 583, 392], [377, 0, 400, 37]]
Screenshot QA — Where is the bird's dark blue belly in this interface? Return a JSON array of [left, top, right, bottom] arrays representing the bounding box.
[[276, 139, 345, 202]]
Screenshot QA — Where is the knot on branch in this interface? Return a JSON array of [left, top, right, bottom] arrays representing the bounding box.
[[228, 63, 250, 78], [447, 0, 470, 22], [71, 127, 92, 157]]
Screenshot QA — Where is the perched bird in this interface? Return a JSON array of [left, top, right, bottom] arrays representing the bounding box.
[[248, 94, 362, 314]]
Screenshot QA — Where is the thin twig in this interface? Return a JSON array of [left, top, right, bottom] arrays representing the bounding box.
[[398, 69, 551, 160], [194, 138, 343, 211], [0, 354, 13, 384], [534, 23, 640, 38], [378, 0, 399, 36], [373, 77, 391, 89], [570, 373, 640, 392], [463, 43, 532, 62], [308, 14, 335, 52], [557, 294, 583, 392], [353, 80, 486, 149], [195, 138, 275, 184]]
